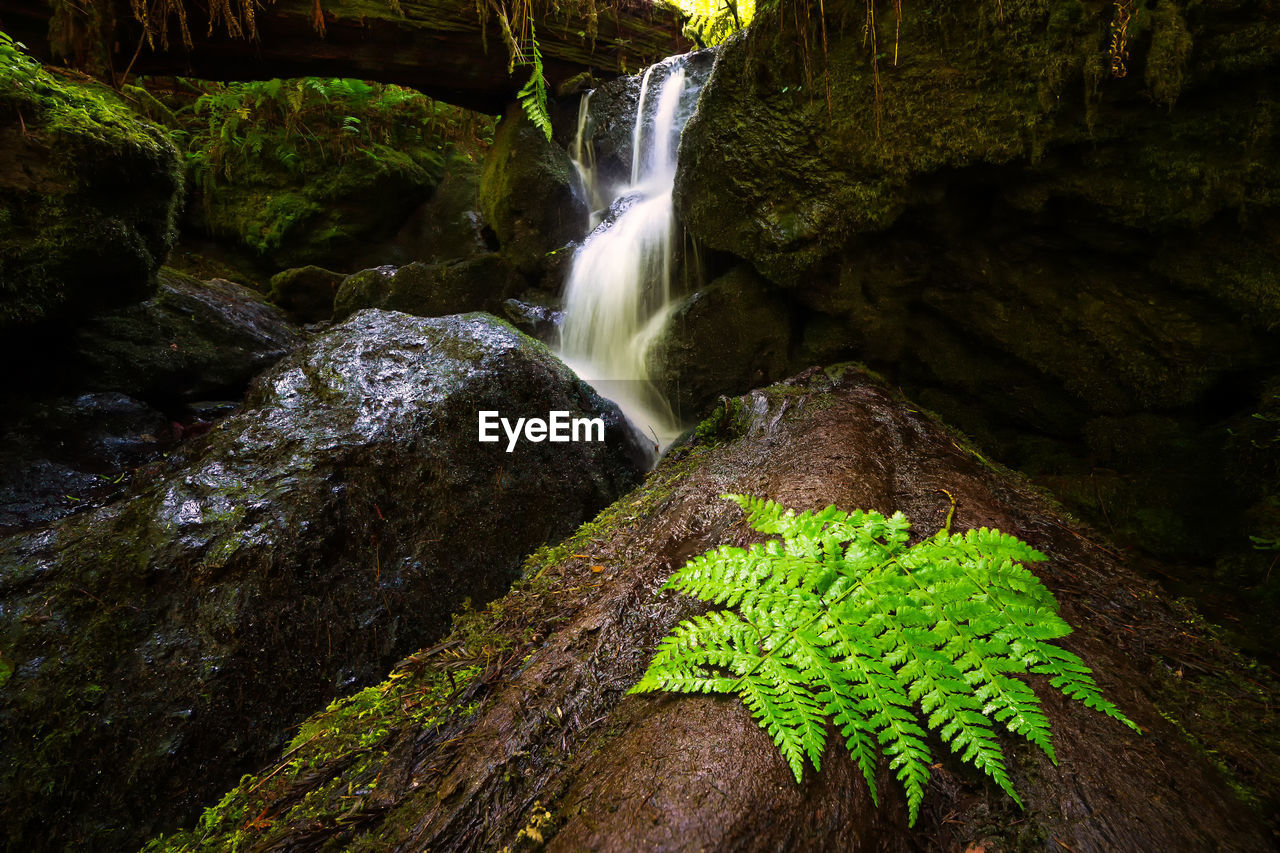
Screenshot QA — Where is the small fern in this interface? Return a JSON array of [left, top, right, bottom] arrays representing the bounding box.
[[517, 20, 553, 142], [632, 494, 1139, 825]]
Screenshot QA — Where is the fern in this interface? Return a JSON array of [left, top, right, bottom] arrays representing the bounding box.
[[632, 494, 1139, 826], [517, 21, 553, 142]]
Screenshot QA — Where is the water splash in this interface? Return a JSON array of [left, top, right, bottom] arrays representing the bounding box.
[[559, 57, 702, 451]]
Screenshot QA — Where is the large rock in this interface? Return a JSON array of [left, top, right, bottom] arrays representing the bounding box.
[[648, 264, 793, 420], [0, 310, 646, 851], [143, 366, 1279, 853], [673, 0, 1280, 563], [480, 104, 588, 272], [267, 264, 346, 323], [64, 269, 304, 402], [333, 254, 525, 322], [348, 152, 493, 270], [0, 47, 182, 329]]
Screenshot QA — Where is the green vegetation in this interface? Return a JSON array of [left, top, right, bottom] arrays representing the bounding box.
[[0, 29, 181, 325], [633, 494, 1138, 825], [676, 0, 755, 45], [125, 76, 490, 267]]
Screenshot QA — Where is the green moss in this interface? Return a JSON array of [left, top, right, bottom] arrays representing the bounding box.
[[0, 31, 181, 326]]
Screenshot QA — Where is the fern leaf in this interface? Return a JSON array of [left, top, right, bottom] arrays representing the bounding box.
[[515, 21, 552, 142], [635, 495, 1140, 826]]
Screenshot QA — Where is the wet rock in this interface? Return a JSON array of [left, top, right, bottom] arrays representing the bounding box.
[[503, 297, 563, 343], [0, 53, 182, 329], [480, 104, 588, 272], [267, 265, 345, 323], [0, 309, 645, 851], [333, 255, 525, 321], [648, 264, 793, 420], [0, 393, 172, 533], [67, 269, 303, 402]]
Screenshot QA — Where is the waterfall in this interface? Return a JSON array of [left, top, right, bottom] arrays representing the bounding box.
[[558, 56, 702, 451]]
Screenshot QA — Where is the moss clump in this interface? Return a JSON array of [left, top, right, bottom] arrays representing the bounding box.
[[139, 77, 492, 272], [0, 31, 182, 328]]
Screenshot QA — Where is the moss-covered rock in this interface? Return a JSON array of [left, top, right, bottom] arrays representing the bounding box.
[[186, 147, 441, 272], [348, 151, 493, 269], [333, 254, 525, 321], [268, 264, 345, 322], [673, 0, 1280, 569], [0, 41, 182, 329], [480, 104, 588, 272], [0, 310, 646, 851], [648, 264, 793, 421]]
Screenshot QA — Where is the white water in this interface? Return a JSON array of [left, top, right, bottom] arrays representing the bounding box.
[[559, 59, 695, 450]]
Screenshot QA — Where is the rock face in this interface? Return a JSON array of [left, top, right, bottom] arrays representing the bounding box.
[[333, 255, 526, 322], [480, 105, 588, 273], [672, 0, 1280, 565], [349, 153, 494, 270], [649, 264, 793, 420], [144, 366, 1279, 853], [0, 310, 646, 851], [0, 52, 182, 329]]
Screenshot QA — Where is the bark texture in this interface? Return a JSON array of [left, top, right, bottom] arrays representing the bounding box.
[[153, 366, 1279, 852], [0, 0, 690, 113]]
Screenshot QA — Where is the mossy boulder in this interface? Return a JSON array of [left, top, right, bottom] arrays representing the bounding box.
[[0, 47, 182, 328], [333, 254, 525, 321], [268, 264, 345, 322], [0, 309, 646, 851], [674, 0, 1280, 566], [648, 264, 793, 421], [186, 147, 442, 272], [349, 152, 492, 269], [480, 104, 588, 272]]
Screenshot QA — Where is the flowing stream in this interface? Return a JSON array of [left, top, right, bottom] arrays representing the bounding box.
[[558, 55, 705, 450]]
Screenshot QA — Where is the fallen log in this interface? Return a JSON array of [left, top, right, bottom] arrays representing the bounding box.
[[0, 0, 689, 113], [148, 366, 1280, 852]]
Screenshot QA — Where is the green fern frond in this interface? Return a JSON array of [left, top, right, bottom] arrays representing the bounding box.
[[631, 494, 1140, 826], [516, 20, 552, 142]]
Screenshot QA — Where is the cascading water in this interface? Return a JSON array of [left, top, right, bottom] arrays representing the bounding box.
[[558, 55, 705, 451]]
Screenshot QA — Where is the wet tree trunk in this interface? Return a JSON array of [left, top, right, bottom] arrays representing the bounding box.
[[0, 0, 689, 112], [178, 366, 1279, 851]]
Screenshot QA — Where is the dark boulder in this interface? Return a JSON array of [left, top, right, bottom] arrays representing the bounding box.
[[648, 264, 793, 421], [480, 104, 588, 273], [0, 310, 646, 851], [349, 152, 493, 270], [66, 269, 304, 403], [0, 49, 182, 329], [0, 393, 174, 533], [267, 265, 346, 323], [333, 255, 525, 322]]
